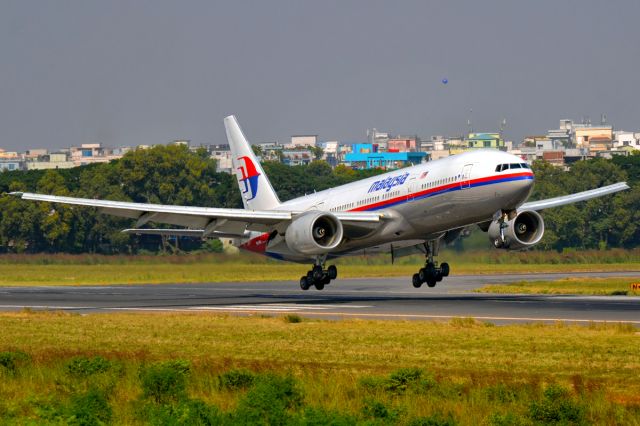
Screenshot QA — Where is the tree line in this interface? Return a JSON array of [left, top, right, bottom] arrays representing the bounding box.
[[0, 145, 638, 254]]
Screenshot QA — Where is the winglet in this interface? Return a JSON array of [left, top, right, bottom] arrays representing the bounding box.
[[224, 115, 281, 210]]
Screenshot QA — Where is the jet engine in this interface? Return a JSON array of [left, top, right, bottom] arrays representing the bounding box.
[[285, 211, 344, 255], [488, 210, 544, 250]]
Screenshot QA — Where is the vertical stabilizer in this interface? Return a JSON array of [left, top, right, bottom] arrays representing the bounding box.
[[224, 115, 281, 210]]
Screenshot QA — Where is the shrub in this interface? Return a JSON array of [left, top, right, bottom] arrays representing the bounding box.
[[139, 360, 191, 403], [408, 413, 457, 426], [233, 373, 303, 425], [361, 399, 400, 422], [218, 369, 255, 391], [386, 368, 436, 394], [142, 399, 224, 426], [284, 314, 303, 323], [358, 375, 388, 391], [529, 384, 584, 424], [65, 356, 112, 377], [0, 350, 30, 375], [295, 407, 357, 426], [67, 388, 112, 425], [487, 412, 527, 426]]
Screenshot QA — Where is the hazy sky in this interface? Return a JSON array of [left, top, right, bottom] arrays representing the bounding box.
[[1, 0, 639, 151]]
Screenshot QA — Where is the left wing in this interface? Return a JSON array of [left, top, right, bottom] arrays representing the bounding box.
[[10, 192, 381, 235], [520, 182, 629, 211]]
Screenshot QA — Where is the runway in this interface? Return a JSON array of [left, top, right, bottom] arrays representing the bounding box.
[[0, 272, 639, 324]]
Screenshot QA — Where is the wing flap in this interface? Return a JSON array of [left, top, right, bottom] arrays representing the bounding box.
[[122, 229, 249, 239], [520, 182, 630, 211]]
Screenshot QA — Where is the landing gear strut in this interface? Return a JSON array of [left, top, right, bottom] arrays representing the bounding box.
[[299, 257, 337, 291], [412, 241, 450, 288]]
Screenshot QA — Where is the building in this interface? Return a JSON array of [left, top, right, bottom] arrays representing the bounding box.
[[574, 125, 613, 149], [466, 133, 505, 150], [289, 135, 317, 148], [282, 149, 313, 166], [344, 143, 427, 169], [206, 144, 233, 173], [69, 143, 122, 166], [367, 129, 390, 151], [256, 142, 284, 162], [0, 158, 24, 171], [613, 131, 640, 150], [388, 136, 419, 152], [547, 119, 574, 147], [319, 141, 340, 167], [26, 153, 75, 170]]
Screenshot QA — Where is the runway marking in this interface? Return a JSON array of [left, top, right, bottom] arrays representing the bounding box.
[[1, 303, 637, 324], [189, 303, 372, 312]]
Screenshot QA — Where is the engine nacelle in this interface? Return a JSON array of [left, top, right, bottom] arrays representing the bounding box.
[[488, 210, 545, 250], [285, 211, 344, 255]]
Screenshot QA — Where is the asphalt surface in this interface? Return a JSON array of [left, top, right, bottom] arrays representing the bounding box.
[[0, 272, 639, 324]]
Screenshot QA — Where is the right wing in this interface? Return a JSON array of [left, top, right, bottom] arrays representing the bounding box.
[[520, 182, 629, 211]]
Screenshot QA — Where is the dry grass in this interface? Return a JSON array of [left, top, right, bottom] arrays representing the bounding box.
[[475, 277, 640, 296], [0, 311, 639, 425]]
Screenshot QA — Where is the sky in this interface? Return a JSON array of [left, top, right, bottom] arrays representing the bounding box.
[[1, 0, 639, 152]]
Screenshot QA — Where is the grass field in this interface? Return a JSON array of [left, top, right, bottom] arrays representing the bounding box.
[[0, 249, 639, 286], [0, 311, 639, 424], [476, 277, 640, 296]]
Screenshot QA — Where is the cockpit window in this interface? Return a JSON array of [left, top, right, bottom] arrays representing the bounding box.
[[497, 162, 530, 172]]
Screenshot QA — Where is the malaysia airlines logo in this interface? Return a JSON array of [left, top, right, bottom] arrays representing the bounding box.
[[237, 156, 260, 201]]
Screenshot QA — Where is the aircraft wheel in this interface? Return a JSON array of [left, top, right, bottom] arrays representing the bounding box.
[[327, 265, 338, 280], [412, 273, 422, 288], [300, 276, 310, 291], [426, 277, 437, 288], [315, 281, 325, 290], [418, 268, 427, 282], [312, 265, 324, 281], [436, 272, 443, 282], [322, 274, 331, 285], [440, 263, 450, 277]]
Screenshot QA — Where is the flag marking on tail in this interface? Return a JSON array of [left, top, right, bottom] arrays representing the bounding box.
[[237, 156, 260, 201]]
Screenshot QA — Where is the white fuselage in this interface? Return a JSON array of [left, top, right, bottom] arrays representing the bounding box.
[[240, 150, 534, 262]]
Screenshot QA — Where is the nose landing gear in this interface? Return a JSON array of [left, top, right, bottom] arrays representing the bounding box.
[[412, 241, 450, 288], [299, 259, 337, 291]]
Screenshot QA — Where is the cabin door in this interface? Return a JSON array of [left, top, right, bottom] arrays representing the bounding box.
[[460, 164, 473, 189]]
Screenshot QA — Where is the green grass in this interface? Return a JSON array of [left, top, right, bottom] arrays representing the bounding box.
[[475, 277, 640, 296], [0, 312, 638, 424], [0, 250, 639, 286]]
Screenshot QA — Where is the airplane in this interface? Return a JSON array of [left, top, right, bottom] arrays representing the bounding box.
[[11, 116, 629, 290]]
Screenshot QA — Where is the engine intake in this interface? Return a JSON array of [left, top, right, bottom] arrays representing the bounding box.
[[285, 211, 344, 255], [488, 210, 544, 250]]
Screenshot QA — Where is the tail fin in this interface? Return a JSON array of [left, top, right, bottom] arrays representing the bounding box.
[[224, 115, 281, 210]]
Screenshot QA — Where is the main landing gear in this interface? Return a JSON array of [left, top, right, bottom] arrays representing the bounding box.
[[299, 259, 337, 291], [412, 241, 450, 288]]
